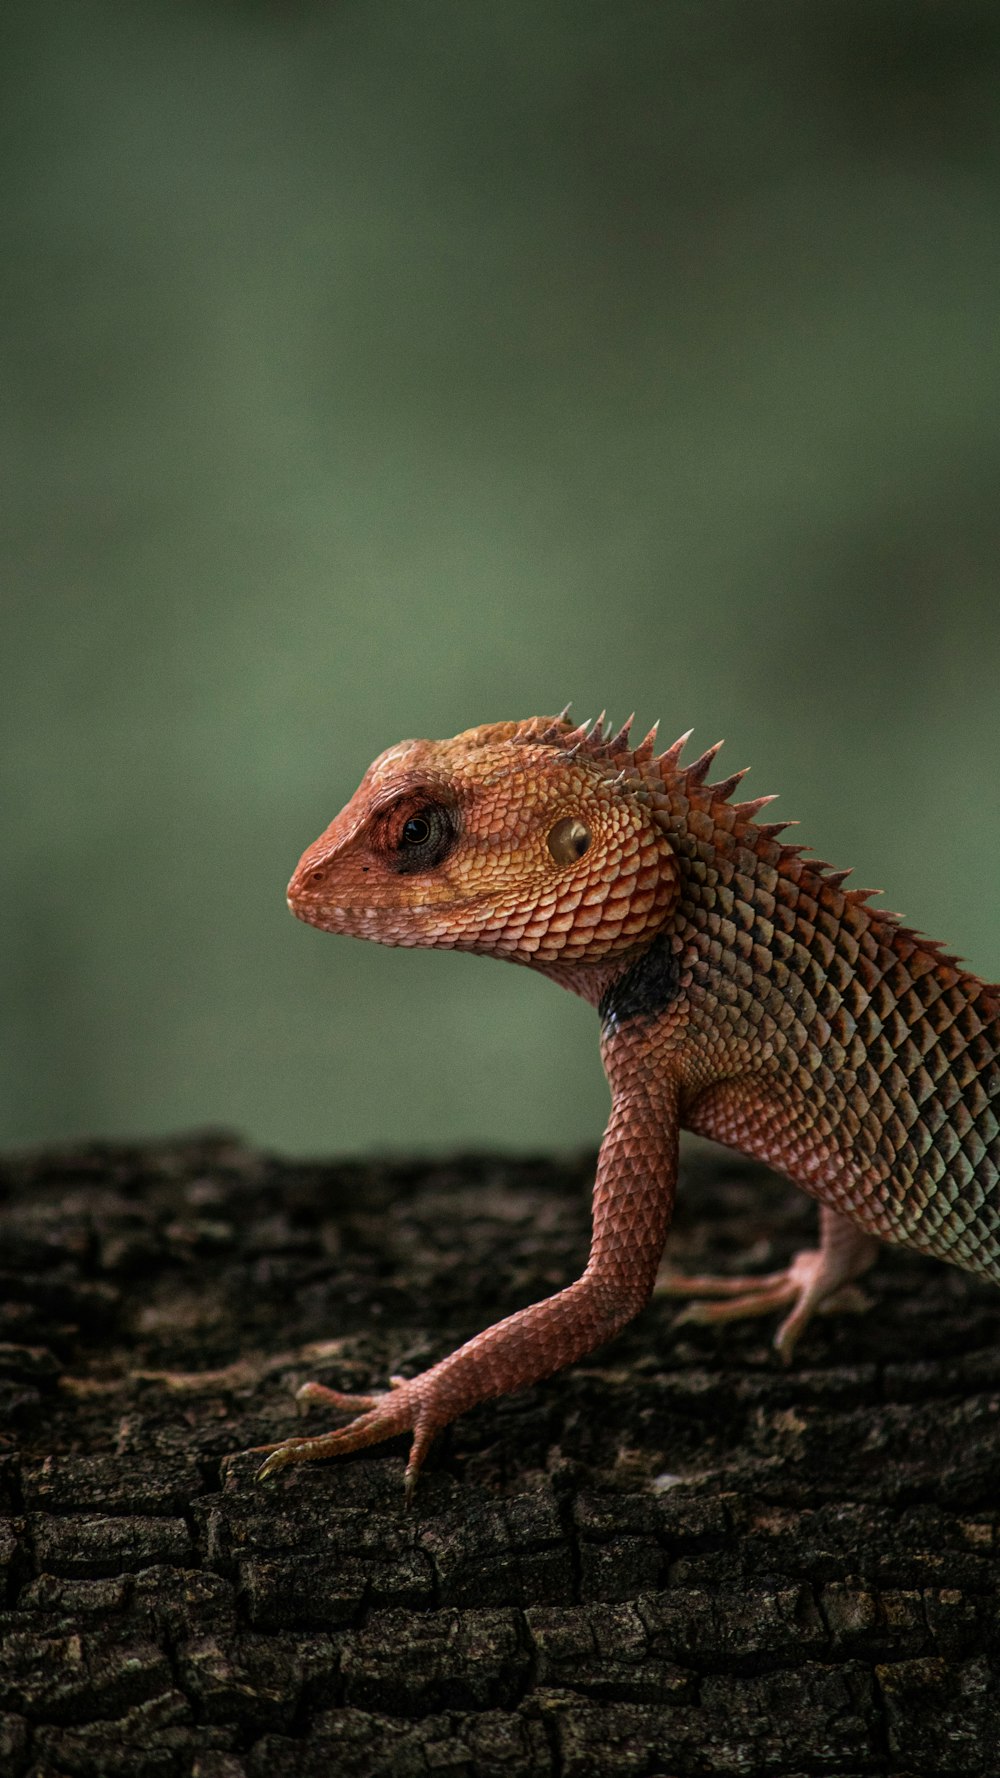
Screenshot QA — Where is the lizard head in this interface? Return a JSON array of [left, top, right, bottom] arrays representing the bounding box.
[[286, 715, 681, 973]]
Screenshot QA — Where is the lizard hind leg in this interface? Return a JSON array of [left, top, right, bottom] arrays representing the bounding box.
[[658, 1204, 879, 1362]]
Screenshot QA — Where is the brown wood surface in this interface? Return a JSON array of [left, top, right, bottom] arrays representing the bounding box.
[[1, 1132, 999, 1776]]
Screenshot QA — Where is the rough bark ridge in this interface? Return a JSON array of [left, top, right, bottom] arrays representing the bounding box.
[[1, 1132, 999, 1777]]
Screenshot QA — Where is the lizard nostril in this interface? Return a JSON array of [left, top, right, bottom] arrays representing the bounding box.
[[287, 862, 326, 904]]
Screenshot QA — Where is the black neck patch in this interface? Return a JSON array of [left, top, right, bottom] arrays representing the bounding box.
[[599, 931, 680, 1033]]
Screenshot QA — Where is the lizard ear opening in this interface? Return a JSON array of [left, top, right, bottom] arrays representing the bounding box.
[[547, 816, 591, 865]]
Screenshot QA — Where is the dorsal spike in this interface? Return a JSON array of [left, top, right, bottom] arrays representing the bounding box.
[[607, 713, 635, 754], [685, 740, 725, 787], [733, 793, 779, 820], [556, 702, 573, 722], [588, 710, 608, 742], [536, 715, 572, 745], [659, 727, 692, 769], [823, 868, 854, 890], [708, 767, 749, 803], [633, 721, 661, 765], [560, 718, 592, 751]]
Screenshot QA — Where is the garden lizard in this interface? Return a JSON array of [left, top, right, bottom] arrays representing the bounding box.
[[252, 713, 1000, 1489]]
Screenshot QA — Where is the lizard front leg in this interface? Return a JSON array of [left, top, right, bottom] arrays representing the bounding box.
[[659, 1201, 879, 1360], [246, 1069, 680, 1492]]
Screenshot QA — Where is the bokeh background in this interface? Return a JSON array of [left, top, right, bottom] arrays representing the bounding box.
[[4, 0, 999, 1158]]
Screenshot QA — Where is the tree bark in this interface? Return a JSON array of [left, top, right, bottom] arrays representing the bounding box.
[[1, 1131, 998, 1776]]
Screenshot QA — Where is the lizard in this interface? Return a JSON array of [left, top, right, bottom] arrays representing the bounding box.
[[250, 712, 1000, 1491]]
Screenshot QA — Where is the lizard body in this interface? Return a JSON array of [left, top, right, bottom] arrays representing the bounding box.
[[253, 714, 1000, 1487]]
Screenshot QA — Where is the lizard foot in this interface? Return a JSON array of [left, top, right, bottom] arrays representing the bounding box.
[[243, 1374, 438, 1496], [658, 1206, 879, 1361], [658, 1248, 872, 1363]]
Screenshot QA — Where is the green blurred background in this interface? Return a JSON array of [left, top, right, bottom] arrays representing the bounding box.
[[4, 0, 999, 1158]]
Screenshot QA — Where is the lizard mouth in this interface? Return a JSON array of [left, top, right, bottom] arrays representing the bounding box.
[[287, 897, 437, 933]]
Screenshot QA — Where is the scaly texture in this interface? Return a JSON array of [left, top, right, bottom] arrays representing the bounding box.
[[247, 713, 1000, 1487]]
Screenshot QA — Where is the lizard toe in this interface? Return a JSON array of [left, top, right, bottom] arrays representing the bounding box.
[[294, 1380, 385, 1412]]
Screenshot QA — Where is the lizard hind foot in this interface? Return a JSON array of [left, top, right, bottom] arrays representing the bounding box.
[[659, 1231, 877, 1362], [659, 1255, 831, 1362]]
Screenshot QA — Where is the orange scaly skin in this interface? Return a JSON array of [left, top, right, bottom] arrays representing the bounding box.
[[250, 714, 1000, 1490]]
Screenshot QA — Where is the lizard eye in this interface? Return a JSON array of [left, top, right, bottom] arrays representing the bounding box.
[[380, 797, 458, 873], [547, 816, 591, 865]]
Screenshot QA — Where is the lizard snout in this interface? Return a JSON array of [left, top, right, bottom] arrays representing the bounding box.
[[287, 836, 344, 915]]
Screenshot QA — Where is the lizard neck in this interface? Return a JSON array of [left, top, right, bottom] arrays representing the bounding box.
[[531, 956, 628, 1008], [667, 795, 856, 1069], [658, 786, 959, 1097], [538, 779, 876, 1079]]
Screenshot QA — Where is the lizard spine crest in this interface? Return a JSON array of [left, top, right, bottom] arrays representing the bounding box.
[[516, 709, 972, 975]]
